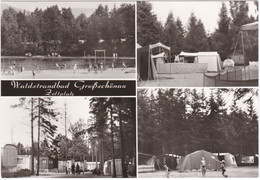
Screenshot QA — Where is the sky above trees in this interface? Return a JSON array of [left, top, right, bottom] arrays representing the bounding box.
[[151, 1, 258, 33], [2, 2, 134, 13], [1, 98, 90, 146]]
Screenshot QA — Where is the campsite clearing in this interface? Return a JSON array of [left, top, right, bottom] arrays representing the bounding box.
[[138, 166, 258, 178], [138, 73, 204, 87], [138, 65, 258, 87]]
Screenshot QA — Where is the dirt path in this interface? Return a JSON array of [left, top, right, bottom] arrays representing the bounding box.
[[138, 73, 204, 87], [138, 166, 258, 178]]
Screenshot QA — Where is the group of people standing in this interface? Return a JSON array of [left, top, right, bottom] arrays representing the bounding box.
[[66, 162, 81, 175]]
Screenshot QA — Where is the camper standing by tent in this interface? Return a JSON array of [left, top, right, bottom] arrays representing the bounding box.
[[200, 157, 206, 177], [220, 160, 228, 178], [164, 164, 171, 178]]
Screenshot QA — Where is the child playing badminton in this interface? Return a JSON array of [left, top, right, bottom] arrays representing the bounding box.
[[164, 165, 171, 178], [220, 160, 228, 178], [200, 157, 206, 177]]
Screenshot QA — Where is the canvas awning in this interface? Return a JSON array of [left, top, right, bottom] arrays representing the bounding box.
[[179, 51, 219, 57], [151, 52, 165, 59], [137, 43, 142, 49], [149, 42, 170, 51], [241, 21, 258, 31]]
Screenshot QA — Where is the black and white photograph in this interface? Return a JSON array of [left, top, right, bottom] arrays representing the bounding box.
[[137, 1, 258, 87], [1, 2, 135, 79], [138, 88, 258, 178], [1, 97, 136, 178]]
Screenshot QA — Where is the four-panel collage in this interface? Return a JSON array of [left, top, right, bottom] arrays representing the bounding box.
[[0, 0, 258, 179]]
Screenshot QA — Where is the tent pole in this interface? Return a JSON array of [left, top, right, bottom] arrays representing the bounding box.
[[104, 50, 106, 69], [170, 50, 171, 79], [241, 31, 247, 79], [95, 50, 97, 65], [148, 48, 150, 81], [241, 31, 245, 66]]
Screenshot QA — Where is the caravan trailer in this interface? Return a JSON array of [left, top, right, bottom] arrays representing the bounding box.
[[1, 144, 18, 169], [17, 155, 37, 171], [1, 144, 18, 177]]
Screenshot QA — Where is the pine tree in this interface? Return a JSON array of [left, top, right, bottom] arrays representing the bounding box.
[[175, 17, 185, 55], [163, 12, 179, 57], [36, 98, 59, 175], [183, 13, 209, 52], [211, 3, 231, 59], [61, 8, 77, 55], [137, 1, 163, 46]]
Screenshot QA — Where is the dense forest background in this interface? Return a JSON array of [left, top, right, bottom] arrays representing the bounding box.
[[137, 1, 258, 62], [1, 4, 135, 57], [138, 88, 258, 157]]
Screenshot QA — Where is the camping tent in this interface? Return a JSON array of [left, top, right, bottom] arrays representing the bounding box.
[[138, 152, 157, 172], [137, 46, 153, 80], [179, 51, 222, 72], [214, 153, 237, 167], [178, 150, 220, 172], [241, 21, 258, 31], [137, 43, 142, 49], [137, 42, 170, 80], [157, 154, 181, 170]]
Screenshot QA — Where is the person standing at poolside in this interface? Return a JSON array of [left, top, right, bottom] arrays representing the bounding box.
[[73, 63, 77, 74]]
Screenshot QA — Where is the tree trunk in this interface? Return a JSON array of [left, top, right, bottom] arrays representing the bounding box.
[[37, 98, 40, 176], [100, 144, 104, 174], [131, 99, 136, 176], [119, 110, 128, 177], [109, 101, 117, 177], [95, 145, 98, 171], [31, 98, 35, 175], [92, 147, 94, 162]]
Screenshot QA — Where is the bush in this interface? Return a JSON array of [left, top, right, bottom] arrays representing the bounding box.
[[15, 169, 31, 177], [92, 168, 101, 175]]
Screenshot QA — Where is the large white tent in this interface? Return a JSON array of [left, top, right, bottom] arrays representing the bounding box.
[[179, 51, 222, 72]]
